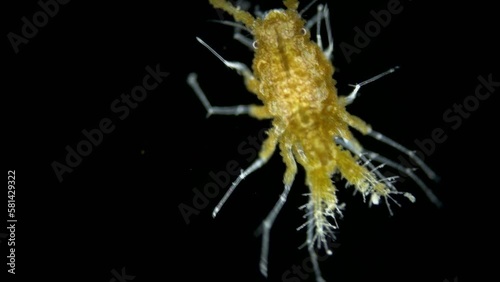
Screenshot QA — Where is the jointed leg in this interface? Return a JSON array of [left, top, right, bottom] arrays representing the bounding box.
[[341, 125, 442, 209], [187, 72, 270, 119], [320, 4, 333, 60], [259, 142, 297, 277], [304, 3, 333, 60], [335, 132, 442, 209], [366, 130, 439, 181], [213, 128, 280, 218], [339, 67, 439, 186], [188, 37, 270, 118]]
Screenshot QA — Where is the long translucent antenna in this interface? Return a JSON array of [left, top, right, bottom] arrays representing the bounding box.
[[367, 129, 439, 181], [212, 158, 266, 218]]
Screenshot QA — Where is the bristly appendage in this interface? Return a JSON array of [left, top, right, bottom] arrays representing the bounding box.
[[187, 1, 440, 281]]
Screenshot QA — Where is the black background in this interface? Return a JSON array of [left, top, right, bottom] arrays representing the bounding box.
[[3, 0, 498, 281]]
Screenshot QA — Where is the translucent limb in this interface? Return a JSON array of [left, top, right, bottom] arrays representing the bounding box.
[[207, 19, 250, 33], [193, 36, 262, 94], [299, 0, 319, 16], [334, 136, 401, 215], [338, 66, 440, 202], [259, 143, 297, 277], [207, 18, 254, 50], [259, 182, 293, 277], [335, 134, 441, 211], [187, 73, 256, 117], [304, 3, 333, 60], [363, 149, 443, 207], [234, 32, 255, 50], [321, 4, 333, 60], [213, 128, 280, 218], [187, 73, 270, 119], [366, 130, 440, 181], [195, 37, 253, 77], [341, 66, 400, 106], [212, 158, 265, 218]]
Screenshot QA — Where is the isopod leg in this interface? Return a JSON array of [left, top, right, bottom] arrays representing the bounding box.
[[187, 73, 252, 116], [259, 142, 297, 277], [366, 130, 440, 181], [213, 128, 279, 217]]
